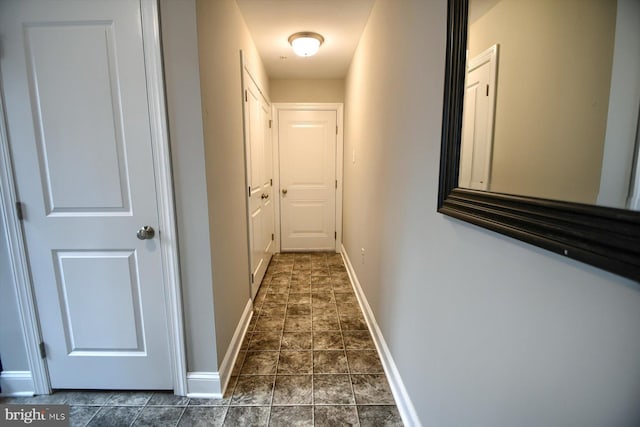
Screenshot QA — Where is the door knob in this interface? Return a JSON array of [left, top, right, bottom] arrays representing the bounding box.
[[282, 188, 288, 195], [137, 225, 155, 240], [261, 193, 269, 200]]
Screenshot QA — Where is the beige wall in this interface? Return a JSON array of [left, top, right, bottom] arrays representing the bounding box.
[[160, 0, 217, 372], [468, 0, 616, 204], [196, 0, 268, 364], [344, 0, 640, 425], [269, 79, 344, 103]]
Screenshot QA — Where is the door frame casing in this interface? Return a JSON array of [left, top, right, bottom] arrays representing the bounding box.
[[272, 103, 344, 253], [240, 51, 274, 299], [0, 0, 187, 395]]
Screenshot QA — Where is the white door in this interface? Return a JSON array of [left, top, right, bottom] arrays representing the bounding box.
[[0, 0, 172, 389], [460, 45, 499, 190], [243, 67, 274, 298], [279, 109, 337, 251]]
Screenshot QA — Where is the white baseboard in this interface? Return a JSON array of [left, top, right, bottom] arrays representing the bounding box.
[[186, 372, 220, 398], [341, 245, 422, 427], [0, 371, 35, 397], [185, 298, 253, 398], [218, 298, 253, 394]]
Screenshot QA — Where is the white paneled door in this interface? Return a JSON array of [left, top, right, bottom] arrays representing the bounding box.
[[0, 1, 172, 389], [279, 109, 337, 251], [459, 44, 498, 191], [243, 65, 274, 299]]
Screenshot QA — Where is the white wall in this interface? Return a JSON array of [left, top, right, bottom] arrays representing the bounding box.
[[270, 79, 344, 103], [343, 0, 640, 425], [195, 0, 269, 364], [160, 0, 217, 373]]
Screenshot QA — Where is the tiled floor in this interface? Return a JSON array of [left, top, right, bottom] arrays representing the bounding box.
[[0, 252, 402, 426]]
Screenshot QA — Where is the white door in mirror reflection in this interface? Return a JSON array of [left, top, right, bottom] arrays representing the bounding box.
[[460, 44, 499, 191]]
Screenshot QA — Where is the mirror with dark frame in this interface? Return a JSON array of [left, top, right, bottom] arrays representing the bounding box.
[[461, 0, 639, 209], [438, 0, 640, 282]]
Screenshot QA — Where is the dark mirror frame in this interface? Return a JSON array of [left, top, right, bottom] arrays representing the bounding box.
[[438, 0, 640, 282]]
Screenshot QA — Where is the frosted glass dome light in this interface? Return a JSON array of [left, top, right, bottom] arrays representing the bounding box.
[[288, 32, 324, 57]]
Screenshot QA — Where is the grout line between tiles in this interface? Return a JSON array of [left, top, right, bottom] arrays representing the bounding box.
[[266, 256, 290, 424], [82, 405, 100, 427], [129, 405, 143, 426], [334, 261, 358, 415], [309, 254, 316, 425], [172, 405, 188, 427]]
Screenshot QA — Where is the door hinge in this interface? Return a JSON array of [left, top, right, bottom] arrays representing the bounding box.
[[39, 342, 46, 359], [335, 179, 338, 189], [245, 90, 248, 102], [248, 186, 251, 197], [336, 125, 338, 135], [271, 233, 274, 241], [334, 231, 337, 240], [269, 119, 272, 128], [16, 202, 24, 220], [270, 178, 273, 186], [486, 84, 489, 96], [251, 273, 254, 283]]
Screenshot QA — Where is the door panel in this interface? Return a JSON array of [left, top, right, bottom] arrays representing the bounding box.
[[26, 22, 130, 214], [279, 110, 337, 251], [0, 0, 171, 389], [243, 68, 274, 298], [289, 201, 328, 233], [53, 251, 143, 353]]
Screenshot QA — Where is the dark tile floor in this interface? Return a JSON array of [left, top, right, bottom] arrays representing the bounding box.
[[0, 252, 402, 426]]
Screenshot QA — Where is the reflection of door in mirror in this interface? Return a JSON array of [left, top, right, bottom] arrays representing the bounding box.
[[598, 0, 640, 210], [462, 0, 640, 210], [460, 44, 498, 190], [629, 128, 640, 209]]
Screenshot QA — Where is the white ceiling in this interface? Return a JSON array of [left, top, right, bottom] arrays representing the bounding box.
[[236, 0, 376, 79]]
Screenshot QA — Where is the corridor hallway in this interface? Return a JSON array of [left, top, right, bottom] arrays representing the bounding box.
[[226, 251, 403, 425]]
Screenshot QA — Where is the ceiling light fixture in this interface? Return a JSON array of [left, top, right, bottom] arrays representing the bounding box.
[[288, 32, 324, 57]]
